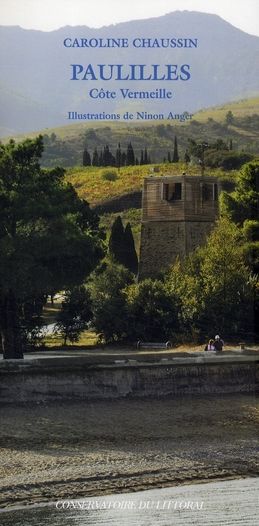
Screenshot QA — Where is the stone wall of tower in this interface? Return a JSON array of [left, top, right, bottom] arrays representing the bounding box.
[[138, 220, 215, 279]]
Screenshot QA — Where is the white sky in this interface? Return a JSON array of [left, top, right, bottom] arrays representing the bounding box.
[[1, 0, 259, 36]]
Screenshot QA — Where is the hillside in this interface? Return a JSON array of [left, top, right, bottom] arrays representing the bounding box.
[[3, 96, 259, 168], [195, 96, 259, 122], [67, 163, 233, 206], [1, 11, 259, 135]]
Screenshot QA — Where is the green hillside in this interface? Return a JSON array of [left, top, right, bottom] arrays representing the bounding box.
[[195, 96, 259, 122], [3, 96, 259, 168]]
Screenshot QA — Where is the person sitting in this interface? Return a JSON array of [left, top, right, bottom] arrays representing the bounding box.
[[214, 335, 224, 352], [204, 339, 216, 352]]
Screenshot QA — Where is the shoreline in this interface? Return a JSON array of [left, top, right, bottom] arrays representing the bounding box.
[[0, 474, 252, 511], [1, 395, 258, 510]]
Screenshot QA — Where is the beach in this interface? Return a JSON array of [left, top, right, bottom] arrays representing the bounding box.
[[0, 394, 258, 509]]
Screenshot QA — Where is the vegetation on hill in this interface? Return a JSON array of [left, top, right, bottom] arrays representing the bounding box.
[[5, 97, 259, 168], [65, 163, 237, 206]]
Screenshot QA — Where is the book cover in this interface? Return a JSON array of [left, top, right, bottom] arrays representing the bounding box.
[[0, 1, 259, 524]]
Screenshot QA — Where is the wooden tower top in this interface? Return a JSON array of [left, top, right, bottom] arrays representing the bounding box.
[[141, 174, 220, 223]]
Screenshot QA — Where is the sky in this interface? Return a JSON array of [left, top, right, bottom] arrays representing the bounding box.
[[1, 0, 259, 37]]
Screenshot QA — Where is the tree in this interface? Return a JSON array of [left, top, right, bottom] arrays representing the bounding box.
[[124, 223, 138, 275], [188, 139, 209, 172], [103, 145, 115, 166], [172, 136, 179, 163], [99, 150, 104, 166], [225, 110, 234, 126], [221, 161, 259, 226], [126, 142, 135, 165], [198, 218, 254, 336], [83, 147, 91, 166], [121, 152, 127, 166], [205, 150, 253, 170], [55, 286, 92, 345], [0, 137, 104, 358], [168, 255, 202, 339], [212, 139, 229, 151], [92, 148, 99, 166], [115, 143, 122, 168], [109, 218, 138, 274], [89, 261, 133, 342], [108, 216, 125, 263], [221, 161, 259, 329], [126, 279, 179, 341], [169, 218, 255, 338]]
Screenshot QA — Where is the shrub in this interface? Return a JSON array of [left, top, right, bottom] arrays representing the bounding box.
[[126, 279, 179, 341], [101, 169, 118, 181], [89, 261, 134, 342]]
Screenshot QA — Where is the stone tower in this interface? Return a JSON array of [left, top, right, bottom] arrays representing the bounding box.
[[138, 174, 220, 279]]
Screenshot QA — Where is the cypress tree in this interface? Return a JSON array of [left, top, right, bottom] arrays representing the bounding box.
[[109, 218, 138, 274], [167, 151, 171, 163], [110, 152, 116, 166], [109, 216, 125, 263], [92, 148, 99, 166], [121, 152, 127, 166], [140, 150, 144, 165], [103, 145, 110, 166], [124, 223, 138, 274], [116, 143, 122, 168], [126, 142, 135, 165], [172, 136, 179, 163], [144, 147, 148, 164], [103, 145, 116, 166], [83, 147, 91, 166], [99, 150, 104, 166]]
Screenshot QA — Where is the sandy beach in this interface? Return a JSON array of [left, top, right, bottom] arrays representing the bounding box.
[[0, 394, 258, 509]]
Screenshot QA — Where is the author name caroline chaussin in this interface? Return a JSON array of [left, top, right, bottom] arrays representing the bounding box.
[[63, 37, 198, 49]]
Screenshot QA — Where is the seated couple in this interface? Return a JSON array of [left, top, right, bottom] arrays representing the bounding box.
[[204, 335, 224, 352]]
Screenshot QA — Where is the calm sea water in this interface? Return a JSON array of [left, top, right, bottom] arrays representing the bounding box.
[[0, 477, 258, 526]]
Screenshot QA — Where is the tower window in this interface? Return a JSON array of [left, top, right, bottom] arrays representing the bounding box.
[[162, 182, 182, 201], [171, 183, 182, 200], [202, 183, 213, 201]]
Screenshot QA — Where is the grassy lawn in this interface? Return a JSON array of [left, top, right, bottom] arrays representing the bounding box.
[[44, 330, 99, 348], [42, 299, 99, 347]]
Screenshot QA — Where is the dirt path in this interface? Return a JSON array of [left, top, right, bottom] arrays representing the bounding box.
[[0, 395, 258, 508]]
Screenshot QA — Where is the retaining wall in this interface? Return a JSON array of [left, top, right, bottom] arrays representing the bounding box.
[[0, 355, 258, 403]]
